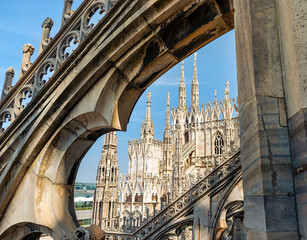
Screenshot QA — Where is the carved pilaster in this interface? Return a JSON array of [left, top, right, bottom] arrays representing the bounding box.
[[18, 44, 34, 80], [39, 17, 54, 54], [1, 67, 14, 100]]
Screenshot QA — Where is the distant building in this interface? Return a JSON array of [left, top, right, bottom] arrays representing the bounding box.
[[92, 132, 119, 228], [74, 182, 96, 226], [92, 53, 240, 234]]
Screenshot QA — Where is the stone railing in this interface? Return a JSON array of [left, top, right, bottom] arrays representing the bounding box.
[[0, 0, 117, 136], [105, 151, 241, 240]]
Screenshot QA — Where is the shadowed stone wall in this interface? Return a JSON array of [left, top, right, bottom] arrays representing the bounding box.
[[234, 0, 306, 239]]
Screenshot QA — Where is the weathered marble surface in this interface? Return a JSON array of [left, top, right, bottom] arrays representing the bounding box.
[[0, 0, 305, 239]]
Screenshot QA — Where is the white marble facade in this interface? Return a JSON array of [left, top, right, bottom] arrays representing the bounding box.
[[92, 53, 240, 231]]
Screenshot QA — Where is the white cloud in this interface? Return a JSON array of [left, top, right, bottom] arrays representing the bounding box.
[[153, 77, 181, 86]]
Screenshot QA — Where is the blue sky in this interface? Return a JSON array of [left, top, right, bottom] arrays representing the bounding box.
[[0, 1, 237, 183]]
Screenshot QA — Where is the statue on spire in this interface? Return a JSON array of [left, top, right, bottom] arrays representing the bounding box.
[[167, 92, 170, 107], [225, 80, 229, 95], [142, 91, 154, 138], [147, 91, 151, 103]]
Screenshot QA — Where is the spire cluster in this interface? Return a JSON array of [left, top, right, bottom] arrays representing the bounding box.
[[178, 53, 200, 111]]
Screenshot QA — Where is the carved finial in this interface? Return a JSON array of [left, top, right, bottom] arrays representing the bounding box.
[[147, 91, 151, 102], [215, 90, 217, 99], [225, 80, 229, 95], [1, 67, 15, 100], [62, 0, 74, 27], [167, 92, 170, 107], [22, 44, 35, 54], [6, 67, 14, 76], [19, 44, 35, 80], [42, 17, 54, 28], [40, 18, 54, 54]]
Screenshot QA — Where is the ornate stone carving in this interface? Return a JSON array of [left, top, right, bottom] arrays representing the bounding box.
[[57, 30, 80, 64], [74, 227, 90, 240], [81, 1, 106, 40], [215, 201, 244, 240], [1, 67, 15, 100], [19, 44, 34, 80], [0, 0, 116, 137], [62, 0, 74, 27], [39, 17, 54, 54], [34, 58, 56, 93], [105, 153, 241, 239]]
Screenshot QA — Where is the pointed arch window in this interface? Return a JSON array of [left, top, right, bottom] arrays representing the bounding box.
[[184, 131, 189, 143], [111, 167, 114, 182], [215, 132, 224, 155]]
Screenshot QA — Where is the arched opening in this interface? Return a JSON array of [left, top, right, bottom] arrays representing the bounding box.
[[184, 131, 189, 143], [214, 132, 225, 155], [0, 222, 53, 240], [0, 0, 302, 238], [0, 0, 249, 239]]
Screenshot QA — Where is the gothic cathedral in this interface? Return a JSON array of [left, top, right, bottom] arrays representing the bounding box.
[[92, 53, 240, 232]]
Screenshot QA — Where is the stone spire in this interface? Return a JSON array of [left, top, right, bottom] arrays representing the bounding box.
[[164, 92, 171, 139], [92, 131, 119, 228], [223, 80, 232, 119], [103, 131, 117, 149], [145, 91, 152, 125], [162, 92, 172, 187], [141, 91, 154, 138], [191, 53, 199, 109], [213, 89, 219, 120], [178, 61, 186, 109], [97, 132, 118, 185]]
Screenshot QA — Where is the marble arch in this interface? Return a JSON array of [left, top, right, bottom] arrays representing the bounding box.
[[0, 0, 305, 239]]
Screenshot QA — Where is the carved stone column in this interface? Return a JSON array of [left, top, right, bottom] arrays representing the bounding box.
[[18, 44, 34, 80], [234, 0, 300, 238], [276, 1, 307, 238], [192, 196, 210, 240], [1, 67, 14, 100], [39, 18, 54, 54]]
